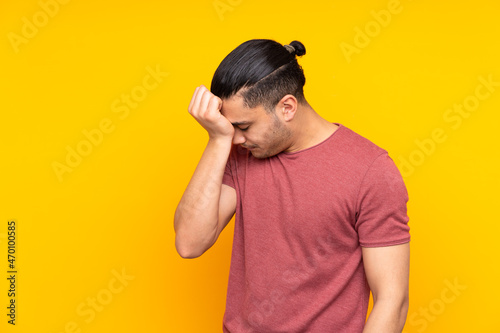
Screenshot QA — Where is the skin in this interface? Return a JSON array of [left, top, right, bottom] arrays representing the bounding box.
[[219, 89, 339, 158], [176, 85, 409, 332]]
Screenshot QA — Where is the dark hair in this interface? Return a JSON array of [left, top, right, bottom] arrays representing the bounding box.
[[210, 39, 307, 113]]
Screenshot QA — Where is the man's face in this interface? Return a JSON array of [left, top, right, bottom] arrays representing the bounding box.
[[221, 94, 293, 159]]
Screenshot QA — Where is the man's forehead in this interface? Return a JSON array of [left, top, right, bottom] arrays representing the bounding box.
[[220, 94, 244, 112], [221, 95, 253, 123], [220, 93, 272, 125]]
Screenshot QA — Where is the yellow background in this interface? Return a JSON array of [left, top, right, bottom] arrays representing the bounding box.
[[1, 0, 499, 332]]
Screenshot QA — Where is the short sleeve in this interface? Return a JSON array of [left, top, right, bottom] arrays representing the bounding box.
[[222, 148, 235, 189], [355, 153, 410, 247]]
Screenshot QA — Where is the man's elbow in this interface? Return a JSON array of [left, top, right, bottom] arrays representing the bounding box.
[[174, 228, 216, 259], [174, 206, 220, 259], [176, 247, 203, 259], [175, 237, 207, 259], [174, 214, 205, 258]]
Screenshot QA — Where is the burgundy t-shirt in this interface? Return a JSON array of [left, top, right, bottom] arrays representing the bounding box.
[[221, 123, 410, 332]]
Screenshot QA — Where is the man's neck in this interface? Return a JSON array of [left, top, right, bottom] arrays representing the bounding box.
[[285, 105, 338, 153]]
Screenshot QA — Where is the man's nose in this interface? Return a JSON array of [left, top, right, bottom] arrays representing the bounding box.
[[232, 129, 246, 145]]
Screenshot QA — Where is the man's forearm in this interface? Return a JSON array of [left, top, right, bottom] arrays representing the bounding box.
[[362, 298, 409, 333], [174, 137, 232, 258]]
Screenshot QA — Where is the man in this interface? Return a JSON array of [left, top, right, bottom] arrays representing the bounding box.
[[174, 39, 410, 332]]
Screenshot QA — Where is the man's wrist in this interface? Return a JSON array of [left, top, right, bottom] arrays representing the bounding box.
[[208, 135, 233, 147]]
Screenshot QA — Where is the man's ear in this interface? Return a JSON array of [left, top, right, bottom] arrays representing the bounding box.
[[278, 94, 298, 122]]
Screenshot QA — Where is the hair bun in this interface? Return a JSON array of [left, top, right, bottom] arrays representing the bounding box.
[[289, 40, 306, 57]]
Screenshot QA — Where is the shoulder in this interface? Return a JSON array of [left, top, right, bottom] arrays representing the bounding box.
[[334, 124, 388, 168]]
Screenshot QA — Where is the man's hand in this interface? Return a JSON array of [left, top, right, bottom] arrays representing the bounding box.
[[188, 85, 234, 140]]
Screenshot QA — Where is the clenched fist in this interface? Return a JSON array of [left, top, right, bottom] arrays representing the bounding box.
[[188, 85, 234, 140]]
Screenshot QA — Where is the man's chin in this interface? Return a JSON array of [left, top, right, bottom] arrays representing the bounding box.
[[251, 152, 265, 159], [248, 148, 262, 158], [249, 148, 274, 159]]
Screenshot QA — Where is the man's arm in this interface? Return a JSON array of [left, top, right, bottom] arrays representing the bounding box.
[[174, 85, 236, 258], [362, 242, 410, 333]]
